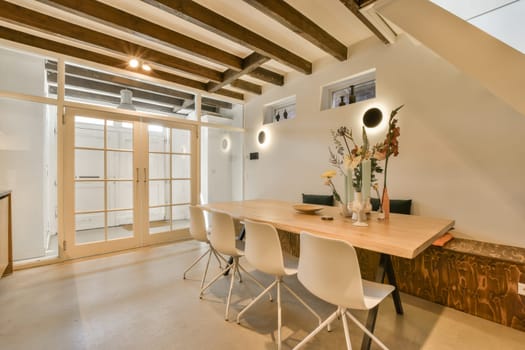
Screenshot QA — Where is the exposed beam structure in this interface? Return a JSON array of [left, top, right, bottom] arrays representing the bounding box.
[[141, 0, 312, 74], [0, 1, 222, 82], [0, 26, 243, 100], [38, 0, 284, 86], [339, 0, 390, 44], [243, 0, 348, 61], [248, 67, 284, 86], [207, 53, 267, 94]]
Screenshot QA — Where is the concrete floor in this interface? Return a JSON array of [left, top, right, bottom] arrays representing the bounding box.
[[1, 240, 524, 350]]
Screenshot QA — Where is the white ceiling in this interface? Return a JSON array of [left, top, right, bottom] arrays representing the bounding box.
[[431, 0, 525, 54]]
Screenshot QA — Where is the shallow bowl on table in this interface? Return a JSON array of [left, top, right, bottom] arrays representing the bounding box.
[[293, 204, 324, 214]]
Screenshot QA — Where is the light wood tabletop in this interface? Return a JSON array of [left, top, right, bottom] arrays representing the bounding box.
[[201, 199, 455, 259]]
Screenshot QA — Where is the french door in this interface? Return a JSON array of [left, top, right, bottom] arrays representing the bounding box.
[[63, 107, 197, 258]]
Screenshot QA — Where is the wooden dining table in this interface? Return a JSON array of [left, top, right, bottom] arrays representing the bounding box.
[[201, 199, 455, 350]]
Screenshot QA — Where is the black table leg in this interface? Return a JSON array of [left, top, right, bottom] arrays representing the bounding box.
[[360, 253, 403, 350], [224, 226, 245, 276]]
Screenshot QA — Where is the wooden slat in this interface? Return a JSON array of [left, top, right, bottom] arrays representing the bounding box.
[[142, 0, 312, 74], [208, 52, 268, 93], [39, 0, 285, 86], [243, 0, 347, 61], [46, 72, 184, 107], [339, 0, 390, 44], [0, 1, 223, 82], [229, 80, 262, 95], [201, 97, 233, 110], [45, 61, 195, 101], [0, 26, 242, 100], [249, 67, 284, 86], [49, 86, 177, 114]]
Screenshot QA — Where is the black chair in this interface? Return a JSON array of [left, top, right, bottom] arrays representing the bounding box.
[[370, 198, 412, 215], [302, 193, 334, 206]]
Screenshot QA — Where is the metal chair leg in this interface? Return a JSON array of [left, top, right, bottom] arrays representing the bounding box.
[[183, 247, 211, 279], [237, 280, 277, 324], [200, 262, 233, 298], [292, 310, 339, 350], [341, 308, 353, 350], [345, 311, 389, 350], [225, 258, 238, 321], [238, 264, 273, 301]]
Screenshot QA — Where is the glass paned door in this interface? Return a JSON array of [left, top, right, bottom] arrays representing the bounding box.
[[65, 113, 140, 257], [64, 108, 195, 258], [144, 124, 194, 244]]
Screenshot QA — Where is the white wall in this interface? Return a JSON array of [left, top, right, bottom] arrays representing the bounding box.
[[0, 48, 47, 260], [244, 34, 525, 248]]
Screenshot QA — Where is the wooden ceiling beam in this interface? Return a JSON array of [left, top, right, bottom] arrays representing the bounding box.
[[39, 0, 242, 71], [0, 26, 243, 100], [249, 67, 284, 86], [46, 72, 185, 107], [208, 53, 267, 94], [141, 0, 312, 74], [45, 61, 195, 101], [339, 0, 390, 45], [39, 0, 285, 86], [243, 0, 347, 61], [0, 1, 223, 82]]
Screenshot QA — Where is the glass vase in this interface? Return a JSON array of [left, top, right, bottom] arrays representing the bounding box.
[[352, 191, 368, 227]]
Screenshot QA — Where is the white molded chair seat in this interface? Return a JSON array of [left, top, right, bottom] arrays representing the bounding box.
[[200, 210, 272, 321], [236, 220, 322, 350], [183, 206, 227, 291], [293, 232, 394, 350]]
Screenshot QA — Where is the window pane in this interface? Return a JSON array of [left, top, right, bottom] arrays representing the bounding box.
[[75, 149, 104, 179], [75, 212, 105, 243], [107, 181, 133, 210], [172, 180, 190, 204], [149, 207, 171, 234], [75, 181, 104, 212], [148, 125, 170, 153], [107, 120, 133, 150], [201, 127, 243, 204], [75, 117, 104, 149], [0, 99, 57, 260], [107, 151, 133, 180], [149, 180, 170, 206], [0, 47, 55, 98], [172, 154, 190, 178], [149, 153, 170, 179], [172, 205, 189, 230], [172, 128, 191, 153], [108, 210, 134, 240]]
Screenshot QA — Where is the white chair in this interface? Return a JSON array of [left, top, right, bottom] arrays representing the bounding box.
[[200, 210, 272, 321], [183, 206, 226, 291], [237, 220, 322, 350], [293, 232, 394, 350]]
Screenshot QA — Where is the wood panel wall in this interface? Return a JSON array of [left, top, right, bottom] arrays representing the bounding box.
[[277, 230, 525, 332]]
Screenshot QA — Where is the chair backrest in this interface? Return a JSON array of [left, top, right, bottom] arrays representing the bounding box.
[[371, 198, 412, 214], [209, 210, 239, 256], [244, 220, 286, 276], [189, 205, 208, 242], [298, 232, 367, 309], [302, 193, 334, 206]]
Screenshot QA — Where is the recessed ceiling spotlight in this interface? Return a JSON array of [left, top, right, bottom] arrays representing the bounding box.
[[129, 58, 139, 68], [142, 63, 151, 72]]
